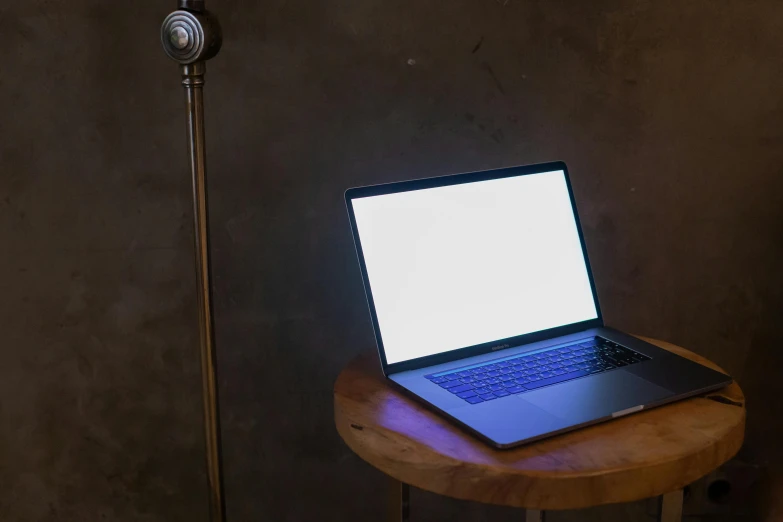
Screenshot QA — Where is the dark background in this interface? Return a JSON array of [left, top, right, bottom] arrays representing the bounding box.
[[1, 1, 782, 521]]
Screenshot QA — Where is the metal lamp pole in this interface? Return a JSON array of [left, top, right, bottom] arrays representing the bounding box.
[[160, 2, 226, 521]]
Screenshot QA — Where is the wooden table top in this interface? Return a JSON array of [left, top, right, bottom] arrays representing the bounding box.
[[333, 337, 745, 510]]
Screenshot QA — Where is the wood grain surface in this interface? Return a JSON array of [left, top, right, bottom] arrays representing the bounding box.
[[334, 337, 745, 510]]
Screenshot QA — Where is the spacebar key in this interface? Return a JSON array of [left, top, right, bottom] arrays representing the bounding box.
[[522, 370, 591, 390]]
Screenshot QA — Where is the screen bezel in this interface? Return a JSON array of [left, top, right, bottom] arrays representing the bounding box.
[[345, 161, 603, 375]]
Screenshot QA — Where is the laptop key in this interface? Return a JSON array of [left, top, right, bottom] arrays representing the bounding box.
[[500, 374, 514, 382], [485, 377, 500, 384], [441, 380, 463, 389], [540, 371, 554, 378], [523, 369, 590, 390], [493, 390, 510, 397], [505, 385, 526, 393], [479, 393, 497, 401], [465, 396, 484, 404], [527, 374, 542, 381], [459, 377, 475, 383], [451, 384, 474, 393], [457, 390, 477, 399], [431, 376, 447, 384], [489, 384, 504, 391], [474, 387, 491, 395]]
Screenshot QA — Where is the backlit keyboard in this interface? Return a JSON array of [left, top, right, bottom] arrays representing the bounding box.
[[425, 337, 651, 404]]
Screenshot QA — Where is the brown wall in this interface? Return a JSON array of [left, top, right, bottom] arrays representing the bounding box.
[[1, 1, 782, 521]]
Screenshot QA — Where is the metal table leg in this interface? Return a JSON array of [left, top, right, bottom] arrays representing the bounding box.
[[388, 478, 410, 522], [658, 489, 683, 522], [387, 481, 679, 522]]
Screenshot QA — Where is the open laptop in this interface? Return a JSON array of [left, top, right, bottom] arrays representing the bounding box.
[[345, 161, 732, 448]]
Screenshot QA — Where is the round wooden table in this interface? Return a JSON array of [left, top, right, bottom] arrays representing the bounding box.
[[334, 337, 745, 521]]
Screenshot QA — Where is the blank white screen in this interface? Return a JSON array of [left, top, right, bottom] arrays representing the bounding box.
[[352, 170, 598, 365]]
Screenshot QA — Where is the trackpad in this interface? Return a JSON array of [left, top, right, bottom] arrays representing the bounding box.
[[523, 370, 672, 424]]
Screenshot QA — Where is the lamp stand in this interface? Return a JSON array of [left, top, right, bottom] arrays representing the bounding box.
[[161, 2, 225, 521]]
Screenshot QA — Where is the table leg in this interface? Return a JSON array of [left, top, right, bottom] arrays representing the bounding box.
[[388, 478, 410, 522], [658, 489, 683, 522], [524, 509, 545, 522]]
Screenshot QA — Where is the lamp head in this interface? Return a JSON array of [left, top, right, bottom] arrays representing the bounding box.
[[178, 0, 205, 12]]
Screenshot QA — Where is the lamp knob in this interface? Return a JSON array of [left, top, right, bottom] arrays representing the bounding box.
[[161, 9, 222, 64]]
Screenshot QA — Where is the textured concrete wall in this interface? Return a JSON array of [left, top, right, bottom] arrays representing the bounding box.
[[1, 1, 781, 521]]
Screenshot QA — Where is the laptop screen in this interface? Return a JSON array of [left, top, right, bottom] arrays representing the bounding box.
[[350, 169, 598, 365]]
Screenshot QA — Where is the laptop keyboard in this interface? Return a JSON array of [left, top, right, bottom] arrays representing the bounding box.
[[425, 337, 651, 404]]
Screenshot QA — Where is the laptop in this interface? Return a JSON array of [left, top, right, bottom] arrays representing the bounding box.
[[345, 161, 732, 448]]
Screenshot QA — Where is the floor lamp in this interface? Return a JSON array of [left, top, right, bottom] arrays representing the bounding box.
[[160, 2, 226, 521]]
